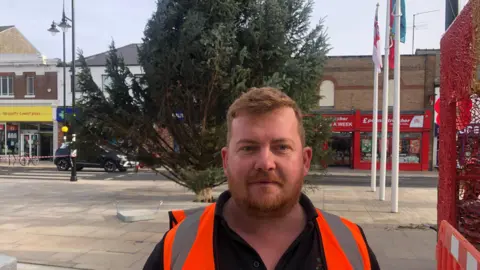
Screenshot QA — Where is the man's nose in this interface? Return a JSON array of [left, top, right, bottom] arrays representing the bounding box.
[[254, 147, 276, 171]]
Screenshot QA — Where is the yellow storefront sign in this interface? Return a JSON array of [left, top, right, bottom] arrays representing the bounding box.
[[0, 106, 52, 122]]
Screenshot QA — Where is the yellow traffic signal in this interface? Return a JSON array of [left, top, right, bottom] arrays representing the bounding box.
[[61, 126, 69, 133]]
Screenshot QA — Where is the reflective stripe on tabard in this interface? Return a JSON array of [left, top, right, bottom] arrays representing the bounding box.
[[320, 210, 364, 270], [184, 206, 206, 217], [171, 207, 206, 270]]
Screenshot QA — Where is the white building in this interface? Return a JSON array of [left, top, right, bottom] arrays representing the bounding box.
[[60, 43, 144, 107], [56, 43, 145, 147], [0, 25, 60, 159]]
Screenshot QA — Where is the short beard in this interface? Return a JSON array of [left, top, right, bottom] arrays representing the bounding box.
[[227, 168, 304, 218]]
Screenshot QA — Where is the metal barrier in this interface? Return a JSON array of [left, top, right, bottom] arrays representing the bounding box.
[[436, 220, 480, 269]]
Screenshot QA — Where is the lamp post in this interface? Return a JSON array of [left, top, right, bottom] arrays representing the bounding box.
[[412, 10, 440, 54], [48, 0, 77, 182], [445, 0, 460, 30], [48, 7, 70, 129]]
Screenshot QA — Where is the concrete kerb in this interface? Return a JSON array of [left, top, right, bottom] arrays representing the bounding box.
[[0, 162, 56, 169], [0, 254, 16, 270], [17, 262, 87, 270], [312, 171, 439, 178], [0, 162, 439, 179]]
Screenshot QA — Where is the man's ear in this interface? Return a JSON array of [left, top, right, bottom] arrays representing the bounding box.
[[221, 147, 228, 174], [302, 146, 313, 176]]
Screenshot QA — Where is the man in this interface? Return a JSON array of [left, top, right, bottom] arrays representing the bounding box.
[[144, 87, 380, 270]]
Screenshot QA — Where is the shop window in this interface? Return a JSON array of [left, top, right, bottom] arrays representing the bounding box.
[[26, 76, 35, 96], [318, 80, 334, 107], [330, 132, 352, 166], [0, 76, 14, 97], [5, 124, 19, 155], [360, 132, 421, 163], [399, 133, 421, 163], [0, 123, 5, 155], [360, 132, 384, 162]]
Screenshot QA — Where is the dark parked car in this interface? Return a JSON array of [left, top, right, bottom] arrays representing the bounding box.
[[54, 143, 131, 172]]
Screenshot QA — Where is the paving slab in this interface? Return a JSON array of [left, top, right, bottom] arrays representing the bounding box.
[[116, 209, 156, 223]]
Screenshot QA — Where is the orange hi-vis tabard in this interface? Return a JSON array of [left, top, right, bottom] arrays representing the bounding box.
[[165, 204, 371, 270]]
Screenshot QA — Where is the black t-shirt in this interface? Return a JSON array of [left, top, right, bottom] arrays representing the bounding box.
[[143, 191, 380, 270]]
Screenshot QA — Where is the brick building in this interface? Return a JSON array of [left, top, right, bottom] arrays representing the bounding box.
[[317, 50, 439, 171], [0, 25, 59, 159]]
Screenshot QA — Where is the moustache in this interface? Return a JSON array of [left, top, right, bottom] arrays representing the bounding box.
[[247, 171, 283, 185]]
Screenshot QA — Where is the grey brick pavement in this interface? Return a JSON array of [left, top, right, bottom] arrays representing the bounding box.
[[0, 177, 438, 269], [363, 226, 436, 270]]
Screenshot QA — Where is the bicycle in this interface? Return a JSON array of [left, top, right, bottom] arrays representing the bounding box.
[[19, 154, 40, 166]]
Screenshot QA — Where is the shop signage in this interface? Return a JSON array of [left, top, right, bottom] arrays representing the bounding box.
[[360, 115, 425, 129], [6, 124, 18, 131], [0, 106, 52, 122], [324, 114, 355, 131], [56, 107, 80, 121]]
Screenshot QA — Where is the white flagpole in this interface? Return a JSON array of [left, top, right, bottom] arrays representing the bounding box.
[[379, 0, 391, 201], [371, 66, 379, 192], [371, 3, 381, 192], [391, 0, 402, 213]]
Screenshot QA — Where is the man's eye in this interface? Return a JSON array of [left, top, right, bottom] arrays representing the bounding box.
[[240, 146, 254, 152], [277, 144, 290, 151]]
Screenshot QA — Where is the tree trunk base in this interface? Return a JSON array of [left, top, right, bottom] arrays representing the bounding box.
[[194, 188, 216, 202]]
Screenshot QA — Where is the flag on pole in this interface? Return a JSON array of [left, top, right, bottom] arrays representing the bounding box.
[[389, 0, 406, 69], [373, 3, 383, 72], [392, 0, 407, 42]]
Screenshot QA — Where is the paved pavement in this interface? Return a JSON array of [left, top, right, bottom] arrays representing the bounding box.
[[0, 170, 438, 269], [363, 225, 436, 270]]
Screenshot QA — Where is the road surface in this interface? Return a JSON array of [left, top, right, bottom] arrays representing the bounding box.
[[0, 166, 438, 188]]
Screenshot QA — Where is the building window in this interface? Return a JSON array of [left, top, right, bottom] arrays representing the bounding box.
[[0, 76, 14, 97], [70, 74, 82, 92], [319, 80, 334, 107], [133, 74, 147, 90], [102, 75, 112, 92], [26, 76, 35, 96]]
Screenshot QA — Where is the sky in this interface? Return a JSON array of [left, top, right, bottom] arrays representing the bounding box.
[[0, 0, 469, 61]]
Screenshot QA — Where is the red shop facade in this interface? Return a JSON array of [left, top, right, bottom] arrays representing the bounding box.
[[323, 110, 432, 171]]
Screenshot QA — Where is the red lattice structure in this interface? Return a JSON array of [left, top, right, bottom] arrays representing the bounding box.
[[439, 0, 480, 246]]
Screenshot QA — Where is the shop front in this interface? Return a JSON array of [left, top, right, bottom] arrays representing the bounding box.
[[0, 106, 55, 159], [324, 110, 431, 171], [324, 114, 355, 167]]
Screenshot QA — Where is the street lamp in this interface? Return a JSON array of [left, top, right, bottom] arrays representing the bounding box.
[[48, 0, 77, 182], [412, 10, 440, 54]]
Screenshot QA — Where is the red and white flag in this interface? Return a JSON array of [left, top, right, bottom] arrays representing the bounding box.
[[373, 3, 383, 72]]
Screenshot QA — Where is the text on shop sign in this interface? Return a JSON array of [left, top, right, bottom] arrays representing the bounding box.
[[360, 115, 424, 128]]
